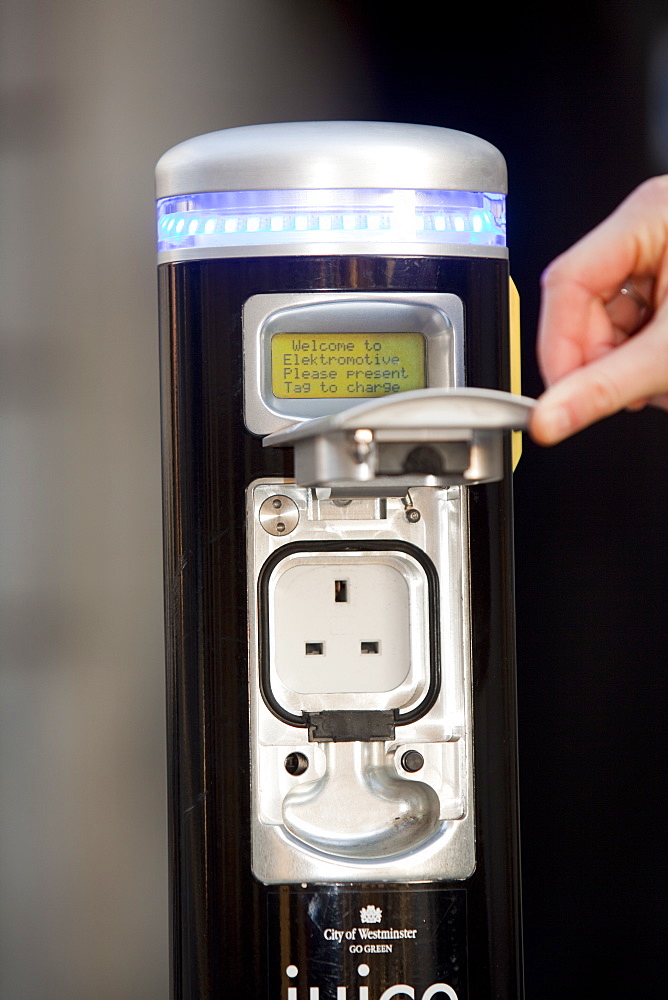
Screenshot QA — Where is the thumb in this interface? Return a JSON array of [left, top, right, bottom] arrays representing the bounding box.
[[530, 314, 668, 444]]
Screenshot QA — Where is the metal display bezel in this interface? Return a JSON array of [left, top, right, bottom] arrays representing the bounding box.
[[243, 292, 465, 435]]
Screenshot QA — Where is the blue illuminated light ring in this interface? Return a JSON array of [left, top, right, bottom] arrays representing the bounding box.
[[157, 188, 506, 253]]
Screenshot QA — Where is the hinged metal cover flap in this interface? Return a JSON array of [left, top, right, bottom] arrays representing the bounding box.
[[263, 388, 534, 490]]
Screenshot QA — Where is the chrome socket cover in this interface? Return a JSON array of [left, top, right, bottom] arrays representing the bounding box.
[[247, 480, 475, 884]]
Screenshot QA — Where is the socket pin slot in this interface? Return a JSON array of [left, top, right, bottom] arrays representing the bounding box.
[[334, 579, 348, 603], [361, 642, 380, 655], [305, 642, 324, 656]]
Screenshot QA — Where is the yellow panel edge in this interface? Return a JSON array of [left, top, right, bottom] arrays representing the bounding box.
[[509, 277, 522, 470]]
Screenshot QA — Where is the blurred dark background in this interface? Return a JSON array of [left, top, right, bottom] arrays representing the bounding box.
[[347, 3, 668, 994], [1, 1, 666, 997]]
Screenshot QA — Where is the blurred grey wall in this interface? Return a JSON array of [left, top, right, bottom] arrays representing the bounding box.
[[0, 2, 374, 997]]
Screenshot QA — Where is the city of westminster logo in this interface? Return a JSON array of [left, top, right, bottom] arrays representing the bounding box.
[[359, 905, 382, 924]]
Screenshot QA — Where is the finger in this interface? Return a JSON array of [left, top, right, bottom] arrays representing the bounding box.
[[537, 275, 612, 385], [537, 178, 668, 385], [649, 391, 668, 409], [530, 311, 668, 444], [544, 179, 668, 299], [606, 278, 654, 335]]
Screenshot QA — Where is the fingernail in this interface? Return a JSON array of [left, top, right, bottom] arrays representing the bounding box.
[[535, 404, 572, 443]]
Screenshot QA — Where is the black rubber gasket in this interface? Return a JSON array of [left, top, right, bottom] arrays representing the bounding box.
[[256, 539, 441, 738]]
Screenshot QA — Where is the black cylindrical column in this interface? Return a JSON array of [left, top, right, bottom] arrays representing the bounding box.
[[157, 123, 523, 1000]]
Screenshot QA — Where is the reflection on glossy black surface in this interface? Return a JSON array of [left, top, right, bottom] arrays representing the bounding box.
[[267, 885, 468, 997], [159, 256, 523, 999]]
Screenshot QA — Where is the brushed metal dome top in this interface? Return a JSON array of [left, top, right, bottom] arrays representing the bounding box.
[[156, 121, 507, 198]]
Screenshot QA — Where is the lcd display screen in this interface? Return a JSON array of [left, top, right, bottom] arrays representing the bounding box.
[[271, 333, 426, 399]]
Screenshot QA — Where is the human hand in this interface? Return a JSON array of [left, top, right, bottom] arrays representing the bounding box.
[[530, 176, 668, 445]]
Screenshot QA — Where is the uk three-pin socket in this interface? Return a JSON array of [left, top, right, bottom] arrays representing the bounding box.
[[262, 543, 436, 716]]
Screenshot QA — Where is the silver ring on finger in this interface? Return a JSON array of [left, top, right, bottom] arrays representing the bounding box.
[[619, 279, 651, 316]]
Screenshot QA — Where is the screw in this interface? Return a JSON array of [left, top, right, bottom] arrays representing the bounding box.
[[352, 428, 374, 463], [259, 495, 299, 536], [405, 508, 421, 523], [401, 749, 424, 773], [285, 752, 309, 776]]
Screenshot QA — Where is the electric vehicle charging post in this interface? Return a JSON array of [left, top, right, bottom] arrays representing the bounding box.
[[157, 122, 532, 1000]]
